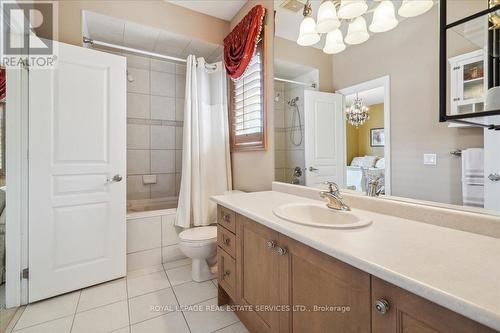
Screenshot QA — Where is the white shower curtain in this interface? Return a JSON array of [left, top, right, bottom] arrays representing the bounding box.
[[175, 56, 232, 228]]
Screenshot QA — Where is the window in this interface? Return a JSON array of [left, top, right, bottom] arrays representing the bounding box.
[[229, 41, 266, 151]]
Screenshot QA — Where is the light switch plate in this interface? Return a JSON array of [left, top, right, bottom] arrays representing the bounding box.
[[423, 153, 437, 166]]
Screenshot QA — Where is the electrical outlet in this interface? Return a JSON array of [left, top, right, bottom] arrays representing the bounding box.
[[423, 153, 437, 166]]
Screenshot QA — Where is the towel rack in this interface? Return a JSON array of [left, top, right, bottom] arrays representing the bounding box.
[[450, 150, 462, 156]]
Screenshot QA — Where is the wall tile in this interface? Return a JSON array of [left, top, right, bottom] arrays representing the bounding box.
[[127, 124, 150, 149], [127, 68, 150, 94], [275, 150, 286, 169], [151, 59, 176, 73], [151, 150, 175, 174], [127, 149, 150, 175], [287, 149, 305, 169], [127, 93, 150, 119], [175, 173, 182, 196], [175, 98, 185, 121], [175, 64, 186, 75], [275, 131, 285, 150], [127, 248, 162, 271], [175, 75, 186, 98], [161, 214, 180, 246], [127, 216, 162, 253], [175, 150, 183, 173], [127, 175, 150, 200], [175, 127, 183, 149], [151, 95, 175, 121], [151, 125, 175, 149], [151, 71, 175, 97], [151, 174, 176, 198], [126, 54, 150, 70]]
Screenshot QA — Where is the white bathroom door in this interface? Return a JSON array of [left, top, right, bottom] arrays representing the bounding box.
[[304, 91, 345, 188], [484, 125, 500, 211], [28, 41, 126, 302]]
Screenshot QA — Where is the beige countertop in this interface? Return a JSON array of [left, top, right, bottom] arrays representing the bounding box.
[[212, 190, 500, 331]]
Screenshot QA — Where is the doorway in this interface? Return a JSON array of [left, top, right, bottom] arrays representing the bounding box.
[[338, 76, 391, 195]]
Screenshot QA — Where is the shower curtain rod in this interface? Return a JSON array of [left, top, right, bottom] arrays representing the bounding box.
[[274, 77, 317, 89], [82, 37, 217, 69]]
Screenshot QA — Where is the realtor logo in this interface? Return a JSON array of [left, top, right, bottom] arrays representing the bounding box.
[[1, 1, 58, 67]]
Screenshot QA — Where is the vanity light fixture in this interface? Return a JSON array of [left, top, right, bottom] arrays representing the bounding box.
[[323, 29, 346, 54], [398, 0, 433, 18], [317, 0, 341, 33], [345, 16, 370, 45], [297, 0, 321, 46], [346, 94, 370, 128], [369, 0, 399, 33], [295, 0, 436, 55]]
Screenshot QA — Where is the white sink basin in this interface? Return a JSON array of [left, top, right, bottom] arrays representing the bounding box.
[[273, 203, 372, 229]]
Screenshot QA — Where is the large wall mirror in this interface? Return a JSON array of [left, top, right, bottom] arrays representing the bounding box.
[[273, 0, 500, 213]]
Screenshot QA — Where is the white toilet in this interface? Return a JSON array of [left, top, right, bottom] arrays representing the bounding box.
[[179, 226, 218, 282]]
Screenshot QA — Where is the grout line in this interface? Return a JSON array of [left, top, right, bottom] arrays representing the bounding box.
[[69, 290, 82, 332], [162, 264, 192, 333], [125, 273, 132, 333], [212, 321, 244, 333], [5, 305, 26, 333], [12, 314, 75, 332]]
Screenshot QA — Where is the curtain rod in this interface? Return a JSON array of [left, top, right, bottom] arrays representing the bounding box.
[[274, 77, 317, 89], [82, 37, 217, 69]]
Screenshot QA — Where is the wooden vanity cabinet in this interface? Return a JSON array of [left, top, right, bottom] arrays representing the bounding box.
[[371, 277, 496, 333], [217, 205, 497, 333], [278, 234, 371, 333]]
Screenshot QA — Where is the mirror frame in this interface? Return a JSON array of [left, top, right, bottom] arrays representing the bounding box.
[[439, 1, 500, 128]]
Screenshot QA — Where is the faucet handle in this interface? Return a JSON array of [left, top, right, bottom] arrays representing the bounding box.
[[324, 181, 340, 194]]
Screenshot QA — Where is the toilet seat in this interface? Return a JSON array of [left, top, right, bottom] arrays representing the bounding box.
[[179, 226, 217, 244]]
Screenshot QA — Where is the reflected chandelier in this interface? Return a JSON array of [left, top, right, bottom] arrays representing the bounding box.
[[297, 0, 435, 54], [346, 94, 369, 127]]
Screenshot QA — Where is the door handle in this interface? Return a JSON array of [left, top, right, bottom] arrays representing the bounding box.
[[106, 174, 123, 183], [488, 173, 500, 182], [309, 166, 318, 172]]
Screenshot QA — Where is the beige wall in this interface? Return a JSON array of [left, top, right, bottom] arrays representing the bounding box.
[[332, 6, 484, 205], [50, 0, 229, 46], [230, 1, 275, 192], [275, 36, 333, 92]]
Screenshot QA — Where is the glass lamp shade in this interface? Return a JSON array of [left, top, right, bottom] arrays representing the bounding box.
[[297, 16, 320, 46], [323, 29, 346, 54], [369, 1, 399, 33], [398, 0, 433, 18], [317, 1, 340, 33], [338, 0, 368, 19], [345, 16, 369, 45]]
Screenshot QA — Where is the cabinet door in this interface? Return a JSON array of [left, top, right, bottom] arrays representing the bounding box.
[[372, 277, 496, 333], [236, 214, 281, 333], [278, 234, 371, 333]]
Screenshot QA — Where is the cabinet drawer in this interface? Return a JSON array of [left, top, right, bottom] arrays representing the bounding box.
[[217, 205, 236, 233], [217, 247, 236, 299], [217, 226, 236, 258]]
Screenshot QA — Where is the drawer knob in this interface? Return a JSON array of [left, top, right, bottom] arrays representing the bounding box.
[[223, 238, 230, 246], [223, 214, 231, 222], [267, 240, 276, 249], [276, 247, 288, 256], [223, 270, 231, 277], [375, 299, 390, 314]]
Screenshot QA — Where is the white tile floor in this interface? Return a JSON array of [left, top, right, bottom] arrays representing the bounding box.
[[8, 259, 249, 333]]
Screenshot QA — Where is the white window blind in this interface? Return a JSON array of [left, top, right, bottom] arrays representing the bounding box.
[[230, 42, 266, 151]]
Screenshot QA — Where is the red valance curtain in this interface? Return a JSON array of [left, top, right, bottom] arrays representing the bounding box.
[[224, 5, 265, 80], [0, 68, 5, 101]]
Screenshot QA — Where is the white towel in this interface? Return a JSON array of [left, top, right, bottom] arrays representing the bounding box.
[[461, 148, 484, 207]]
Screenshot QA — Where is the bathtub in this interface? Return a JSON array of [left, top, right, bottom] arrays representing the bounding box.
[[126, 197, 186, 271]]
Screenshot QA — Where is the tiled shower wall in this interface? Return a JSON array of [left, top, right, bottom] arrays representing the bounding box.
[[126, 54, 186, 201], [274, 81, 306, 184]]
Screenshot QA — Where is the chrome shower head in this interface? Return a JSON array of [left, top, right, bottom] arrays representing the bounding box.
[[288, 97, 299, 107]]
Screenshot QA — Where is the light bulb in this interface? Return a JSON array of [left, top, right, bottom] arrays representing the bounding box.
[[398, 0, 433, 18], [338, 0, 368, 19], [297, 16, 320, 46], [323, 29, 346, 54], [345, 16, 369, 45], [370, 0, 399, 33], [317, 1, 340, 33]]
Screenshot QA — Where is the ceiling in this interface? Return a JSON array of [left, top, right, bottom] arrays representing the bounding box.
[[275, 59, 317, 80], [345, 87, 385, 106], [166, 0, 248, 21], [83, 11, 222, 62]]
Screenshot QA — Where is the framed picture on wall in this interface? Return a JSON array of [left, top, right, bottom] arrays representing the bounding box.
[[370, 128, 385, 147]]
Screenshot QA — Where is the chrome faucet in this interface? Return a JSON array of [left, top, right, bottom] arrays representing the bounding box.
[[366, 177, 384, 197], [319, 181, 351, 211]]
